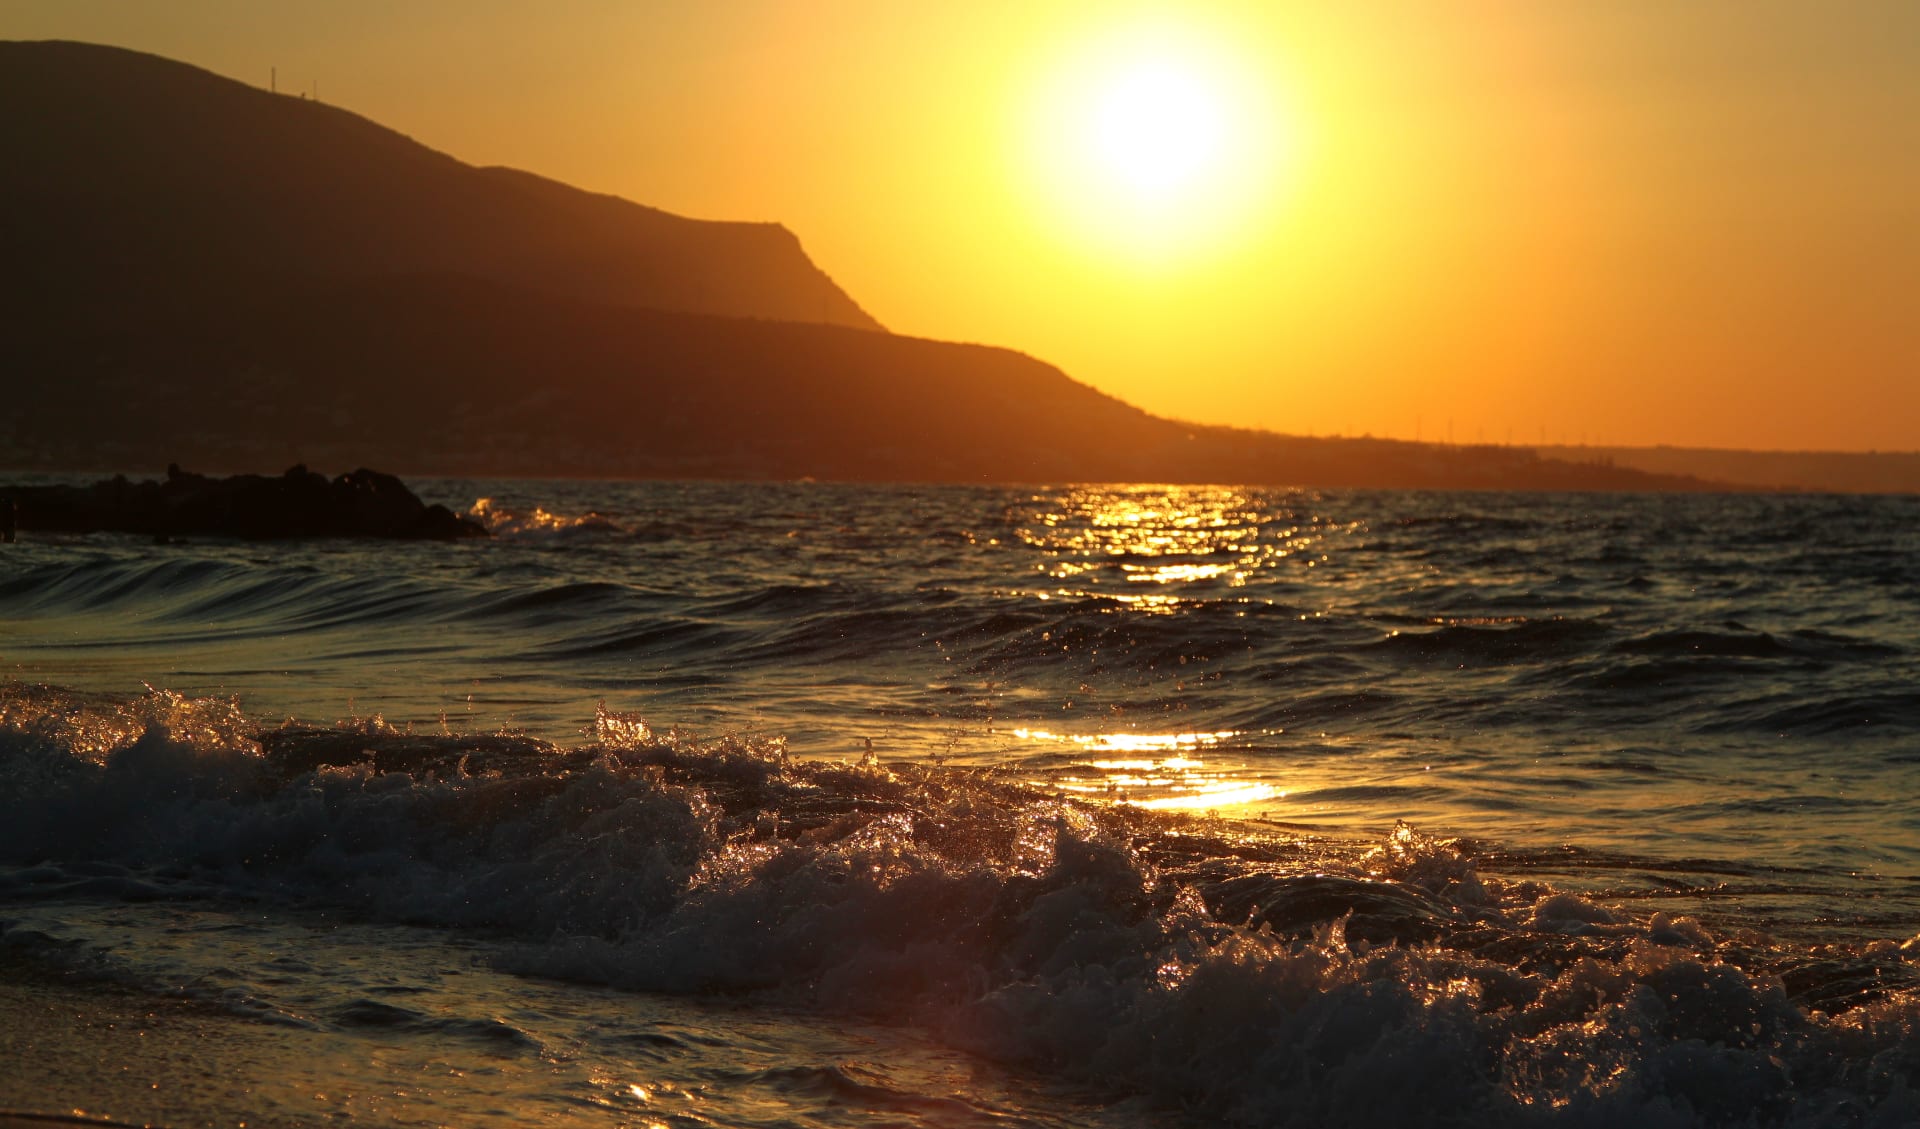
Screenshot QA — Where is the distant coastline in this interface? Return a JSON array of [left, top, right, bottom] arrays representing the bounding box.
[[4, 41, 1901, 495], [9, 443, 1915, 496], [1533, 445, 1920, 495]]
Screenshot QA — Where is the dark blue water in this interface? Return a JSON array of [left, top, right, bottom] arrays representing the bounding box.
[[2, 481, 1918, 1126]]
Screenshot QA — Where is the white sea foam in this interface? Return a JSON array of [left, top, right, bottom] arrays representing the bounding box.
[[5, 685, 1920, 1124]]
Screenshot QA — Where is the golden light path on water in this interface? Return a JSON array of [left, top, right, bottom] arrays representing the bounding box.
[[1001, 487, 1326, 809], [1012, 728, 1282, 811], [1017, 486, 1353, 612]]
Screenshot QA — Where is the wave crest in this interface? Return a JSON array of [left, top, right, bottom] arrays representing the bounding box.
[[6, 686, 1920, 1124]]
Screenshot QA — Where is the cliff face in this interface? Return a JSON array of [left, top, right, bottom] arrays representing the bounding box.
[[0, 40, 879, 329]]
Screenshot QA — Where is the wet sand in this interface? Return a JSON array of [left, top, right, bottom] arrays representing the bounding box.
[[0, 980, 322, 1129]]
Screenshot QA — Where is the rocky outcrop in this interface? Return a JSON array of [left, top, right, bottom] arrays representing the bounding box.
[[4, 465, 486, 540]]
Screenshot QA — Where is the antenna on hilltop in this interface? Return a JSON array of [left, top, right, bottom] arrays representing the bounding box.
[[270, 66, 276, 94]]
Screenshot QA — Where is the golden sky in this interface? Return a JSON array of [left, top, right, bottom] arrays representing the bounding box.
[[7, 0, 1917, 451]]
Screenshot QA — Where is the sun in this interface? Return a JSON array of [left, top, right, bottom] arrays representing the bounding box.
[[1018, 26, 1296, 264], [1084, 61, 1233, 207]]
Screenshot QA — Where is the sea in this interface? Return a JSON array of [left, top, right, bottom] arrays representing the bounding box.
[[1, 478, 1917, 1128]]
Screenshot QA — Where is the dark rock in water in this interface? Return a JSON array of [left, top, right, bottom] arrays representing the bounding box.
[[2, 465, 487, 540]]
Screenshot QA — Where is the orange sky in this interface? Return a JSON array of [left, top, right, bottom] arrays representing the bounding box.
[[7, 1, 1917, 451]]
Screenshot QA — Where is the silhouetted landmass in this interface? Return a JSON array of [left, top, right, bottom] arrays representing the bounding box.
[[4, 465, 486, 540], [1537, 446, 1920, 495], [0, 40, 1736, 493], [0, 40, 877, 329], [3, 274, 1729, 490]]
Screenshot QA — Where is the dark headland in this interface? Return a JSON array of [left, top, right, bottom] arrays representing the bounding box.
[[1, 40, 1872, 492]]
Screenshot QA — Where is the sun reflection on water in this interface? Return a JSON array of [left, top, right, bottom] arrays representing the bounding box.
[[1013, 727, 1280, 810], [990, 488, 1348, 807], [1011, 485, 1354, 611]]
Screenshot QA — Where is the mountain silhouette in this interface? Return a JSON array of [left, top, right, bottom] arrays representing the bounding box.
[[0, 40, 877, 328], [0, 40, 1730, 492]]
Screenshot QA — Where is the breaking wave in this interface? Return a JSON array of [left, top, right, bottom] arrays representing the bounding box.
[[5, 685, 1920, 1126]]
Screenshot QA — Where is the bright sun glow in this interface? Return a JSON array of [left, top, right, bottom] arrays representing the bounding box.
[[1018, 21, 1297, 265], [1086, 62, 1231, 206]]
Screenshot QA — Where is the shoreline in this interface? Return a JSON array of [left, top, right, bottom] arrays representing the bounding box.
[[0, 976, 286, 1129]]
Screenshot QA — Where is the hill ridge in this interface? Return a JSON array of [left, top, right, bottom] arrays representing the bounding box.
[[0, 39, 880, 330], [0, 39, 1747, 492]]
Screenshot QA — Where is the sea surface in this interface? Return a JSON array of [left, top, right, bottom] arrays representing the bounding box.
[[2, 479, 1918, 1127]]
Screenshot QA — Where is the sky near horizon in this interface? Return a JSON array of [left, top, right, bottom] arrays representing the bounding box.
[[6, 0, 1917, 452]]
